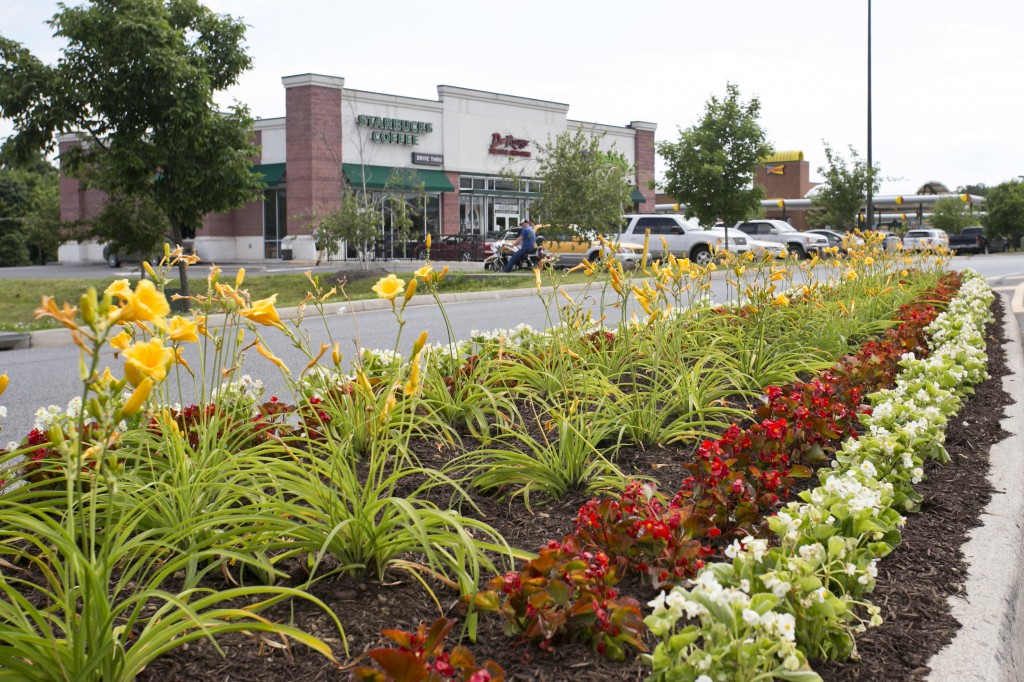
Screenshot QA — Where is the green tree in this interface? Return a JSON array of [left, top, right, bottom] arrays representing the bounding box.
[[0, 151, 61, 265], [930, 196, 974, 233], [314, 194, 383, 265], [530, 127, 633, 240], [807, 144, 879, 230], [0, 0, 264, 294], [957, 183, 990, 197], [982, 179, 1024, 249], [658, 83, 772, 228]]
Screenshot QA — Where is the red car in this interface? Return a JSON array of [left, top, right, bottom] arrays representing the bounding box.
[[416, 234, 489, 261]]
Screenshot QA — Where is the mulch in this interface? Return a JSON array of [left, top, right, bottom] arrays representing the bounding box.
[[135, 297, 1014, 682]]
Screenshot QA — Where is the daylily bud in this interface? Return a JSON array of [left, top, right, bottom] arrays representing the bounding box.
[[121, 378, 154, 417], [412, 330, 428, 357]]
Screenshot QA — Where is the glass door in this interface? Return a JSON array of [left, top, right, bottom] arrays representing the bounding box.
[[263, 189, 287, 258], [494, 213, 519, 236]]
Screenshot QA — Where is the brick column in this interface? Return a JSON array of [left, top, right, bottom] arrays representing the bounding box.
[[57, 136, 106, 223], [630, 121, 657, 213], [283, 74, 345, 234], [442, 171, 461, 235]]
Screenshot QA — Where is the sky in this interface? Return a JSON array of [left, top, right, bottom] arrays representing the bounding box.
[[2, 0, 1023, 195]]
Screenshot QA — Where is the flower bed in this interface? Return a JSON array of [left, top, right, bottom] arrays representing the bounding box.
[[0, 240, 995, 681]]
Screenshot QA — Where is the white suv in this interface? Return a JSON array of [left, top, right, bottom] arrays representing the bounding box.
[[902, 228, 949, 251], [732, 219, 829, 259]]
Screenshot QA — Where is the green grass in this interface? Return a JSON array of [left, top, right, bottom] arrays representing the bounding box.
[[0, 270, 600, 331]]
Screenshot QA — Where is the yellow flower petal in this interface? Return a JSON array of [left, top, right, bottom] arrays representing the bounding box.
[[372, 274, 405, 301], [240, 294, 284, 328], [122, 338, 174, 387]]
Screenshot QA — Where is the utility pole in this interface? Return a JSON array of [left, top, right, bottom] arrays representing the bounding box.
[[865, 0, 874, 229]]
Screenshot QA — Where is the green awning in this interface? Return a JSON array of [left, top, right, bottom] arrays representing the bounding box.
[[630, 187, 646, 203], [343, 163, 454, 193], [253, 163, 286, 186]]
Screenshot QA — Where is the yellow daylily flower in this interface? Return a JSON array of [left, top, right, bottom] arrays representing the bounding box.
[[115, 280, 170, 324], [0, 374, 7, 397], [240, 294, 284, 328], [34, 296, 80, 330], [773, 294, 790, 307], [414, 264, 434, 281], [110, 331, 132, 351], [372, 274, 406, 301], [844, 269, 858, 281], [122, 338, 174, 387], [167, 316, 199, 343], [235, 268, 246, 287], [105, 279, 132, 301]]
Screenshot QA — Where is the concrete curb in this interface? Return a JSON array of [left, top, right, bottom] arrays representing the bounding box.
[[927, 292, 1024, 681], [21, 281, 596, 349]]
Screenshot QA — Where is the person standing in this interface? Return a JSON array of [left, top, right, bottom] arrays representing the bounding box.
[[502, 219, 536, 272]]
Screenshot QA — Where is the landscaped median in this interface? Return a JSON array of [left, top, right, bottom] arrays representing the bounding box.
[[0, 239, 1000, 681]]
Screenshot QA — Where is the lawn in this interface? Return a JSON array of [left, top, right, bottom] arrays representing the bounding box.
[[0, 268, 597, 330]]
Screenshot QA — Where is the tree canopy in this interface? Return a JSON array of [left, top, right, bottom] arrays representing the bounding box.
[[807, 143, 879, 230], [930, 196, 974, 233], [530, 127, 633, 240], [982, 179, 1024, 247], [0, 150, 60, 265], [658, 83, 772, 227], [0, 0, 263, 288]]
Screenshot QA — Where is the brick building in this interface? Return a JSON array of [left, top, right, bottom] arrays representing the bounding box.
[[58, 73, 657, 263], [754, 150, 817, 230]]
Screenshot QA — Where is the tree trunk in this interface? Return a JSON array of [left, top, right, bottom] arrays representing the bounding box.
[[168, 217, 191, 300]]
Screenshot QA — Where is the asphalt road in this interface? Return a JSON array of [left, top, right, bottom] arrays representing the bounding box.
[[1, 254, 1022, 444]]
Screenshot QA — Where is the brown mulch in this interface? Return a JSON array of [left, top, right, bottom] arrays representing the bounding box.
[[135, 298, 1014, 682]]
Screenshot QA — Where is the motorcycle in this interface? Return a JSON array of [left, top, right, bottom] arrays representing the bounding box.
[[483, 242, 549, 271]]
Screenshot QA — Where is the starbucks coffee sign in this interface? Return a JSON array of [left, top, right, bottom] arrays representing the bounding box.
[[357, 114, 434, 146]]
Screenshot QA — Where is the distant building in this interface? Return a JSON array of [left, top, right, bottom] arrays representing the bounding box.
[[755, 151, 817, 230], [58, 73, 657, 264]]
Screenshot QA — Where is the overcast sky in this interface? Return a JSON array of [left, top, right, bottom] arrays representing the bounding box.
[[3, 0, 1022, 195]]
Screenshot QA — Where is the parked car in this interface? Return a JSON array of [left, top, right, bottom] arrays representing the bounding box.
[[416, 234, 489, 261], [948, 226, 1008, 255], [103, 238, 194, 268], [806, 229, 865, 254], [618, 214, 750, 264], [536, 224, 647, 270], [744, 237, 787, 258], [902, 228, 949, 251], [732, 219, 829, 258]]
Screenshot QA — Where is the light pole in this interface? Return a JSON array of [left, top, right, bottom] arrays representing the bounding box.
[[865, 0, 874, 229]]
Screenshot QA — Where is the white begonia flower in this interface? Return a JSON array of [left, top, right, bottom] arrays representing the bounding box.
[[739, 578, 751, 593], [696, 676, 713, 682], [911, 468, 924, 484], [742, 608, 760, 625], [776, 612, 797, 641], [665, 589, 689, 614], [724, 539, 744, 559], [844, 562, 857, 575], [859, 460, 878, 478]]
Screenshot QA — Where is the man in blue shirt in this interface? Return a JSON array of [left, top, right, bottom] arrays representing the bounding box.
[[502, 219, 537, 272]]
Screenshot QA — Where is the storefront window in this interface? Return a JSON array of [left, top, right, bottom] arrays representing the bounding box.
[[263, 189, 287, 259]]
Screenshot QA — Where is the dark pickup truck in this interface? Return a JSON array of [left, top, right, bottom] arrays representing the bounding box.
[[948, 226, 1007, 255]]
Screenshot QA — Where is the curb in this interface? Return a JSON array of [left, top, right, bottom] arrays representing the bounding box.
[[927, 292, 1024, 681], [20, 281, 596, 350]]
